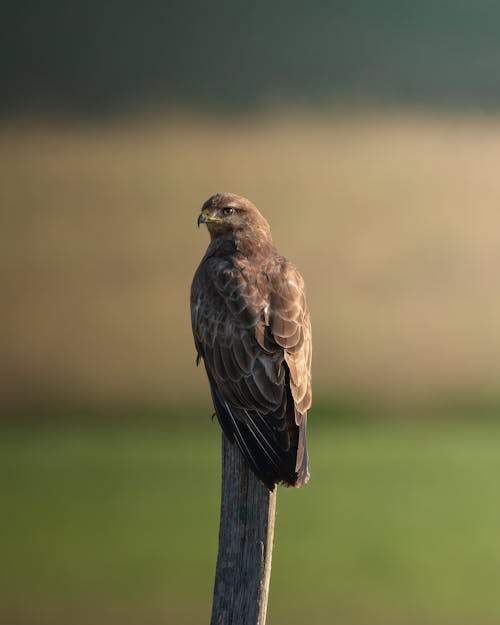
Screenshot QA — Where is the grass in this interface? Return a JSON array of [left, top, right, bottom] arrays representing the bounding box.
[[2, 412, 500, 624]]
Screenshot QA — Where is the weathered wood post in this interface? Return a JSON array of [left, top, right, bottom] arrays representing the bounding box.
[[210, 435, 277, 625]]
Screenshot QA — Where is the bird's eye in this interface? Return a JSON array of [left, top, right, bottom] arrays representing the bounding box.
[[223, 207, 235, 216]]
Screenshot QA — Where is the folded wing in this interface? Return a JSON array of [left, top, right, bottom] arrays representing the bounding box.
[[191, 253, 311, 488]]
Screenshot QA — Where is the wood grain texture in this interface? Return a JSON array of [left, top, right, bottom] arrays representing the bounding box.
[[210, 434, 277, 625]]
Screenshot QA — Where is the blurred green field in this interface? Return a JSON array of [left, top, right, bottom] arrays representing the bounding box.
[[2, 412, 500, 625]]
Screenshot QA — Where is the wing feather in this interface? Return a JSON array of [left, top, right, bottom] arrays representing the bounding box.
[[191, 246, 311, 488]]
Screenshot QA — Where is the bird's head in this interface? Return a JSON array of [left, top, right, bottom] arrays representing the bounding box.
[[197, 192, 271, 241]]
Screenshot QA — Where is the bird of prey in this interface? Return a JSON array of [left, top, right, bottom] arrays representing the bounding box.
[[191, 193, 311, 490]]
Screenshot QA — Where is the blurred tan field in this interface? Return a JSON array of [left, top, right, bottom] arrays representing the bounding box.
[[3, 111, 500, 407]]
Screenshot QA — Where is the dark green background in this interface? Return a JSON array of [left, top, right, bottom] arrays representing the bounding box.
[[3, 1, 500, 113]]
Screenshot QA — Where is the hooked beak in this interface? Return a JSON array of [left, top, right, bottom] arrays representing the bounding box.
[[197, 208, 223, 227]]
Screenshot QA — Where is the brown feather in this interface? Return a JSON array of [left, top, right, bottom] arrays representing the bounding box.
[[191, 192, 312, 488]]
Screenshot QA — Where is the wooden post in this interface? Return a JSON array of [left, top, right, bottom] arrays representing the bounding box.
[[210, 434, 277, 625]]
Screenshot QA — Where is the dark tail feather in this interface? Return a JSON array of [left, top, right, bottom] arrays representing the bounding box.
[[208, 378, 298, 490]]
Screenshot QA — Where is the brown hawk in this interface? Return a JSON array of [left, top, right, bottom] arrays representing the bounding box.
[[191, 193, 311, 489]]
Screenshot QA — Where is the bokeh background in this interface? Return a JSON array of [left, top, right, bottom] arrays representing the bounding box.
[[2, 3, 500, 624]]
